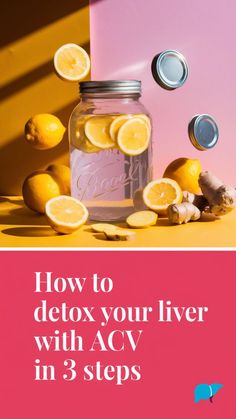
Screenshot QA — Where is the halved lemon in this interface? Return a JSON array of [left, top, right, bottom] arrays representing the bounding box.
[[126, 210, 158, 228], [84, 116, 115, 149], [45, 195, 88, 234], [109, 115, 131, 141], [143, 178, 183, 213], [117, 117, 150, 156], [54, 43, 90, 82]]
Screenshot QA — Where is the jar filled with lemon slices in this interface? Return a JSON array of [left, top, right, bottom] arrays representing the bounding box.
[[69, 80, 153, 221]]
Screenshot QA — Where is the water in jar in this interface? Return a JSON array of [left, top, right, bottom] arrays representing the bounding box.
[[70, 113, 152, 222]]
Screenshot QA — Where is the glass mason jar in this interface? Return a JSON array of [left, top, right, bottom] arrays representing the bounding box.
[[69, 80, 153, 221]]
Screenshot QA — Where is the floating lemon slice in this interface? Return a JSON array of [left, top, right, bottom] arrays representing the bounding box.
[[54, 43, 90, 82], [109, 115, 131, 141], [117, 117, 150, 156], [46, 195, 88, 234], [143, 178, 183, 213], [126, 210, 158, 228], [84, 116, 115, 149]]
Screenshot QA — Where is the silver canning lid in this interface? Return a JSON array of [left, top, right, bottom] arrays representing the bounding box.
[[80, 80, 141, 94], [152, 50, 188, 90], [188, 114, 219, 151]]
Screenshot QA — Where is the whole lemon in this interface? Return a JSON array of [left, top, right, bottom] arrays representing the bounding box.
[[163, 158, 202, 193], [47, 164, 71, 195], [22, 171, 63, 213], [24, 114, 66, 150]]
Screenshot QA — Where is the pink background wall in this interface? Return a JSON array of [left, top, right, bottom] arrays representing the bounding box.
[[90, 0, 236, 184], [1, 251, 235, 418]]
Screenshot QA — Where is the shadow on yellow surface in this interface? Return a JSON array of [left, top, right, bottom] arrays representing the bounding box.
[[0, 197, 236, 247], [0, 2, 90, 195], [2, 226, 57, 238], [0, 206, 47, 227], [0, 197, 24, 206], [93, 233, 108, 242], [1, 0, 89, 47], [156, 218, 171, 227], [0, 60, 53, 101], [0, 41, 90, 102]]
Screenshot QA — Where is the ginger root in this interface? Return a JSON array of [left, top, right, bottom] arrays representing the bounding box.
[[199, 171, 236, 216], [168, 202, 201, 225], [104, 229, 136, 241], [182, 191, 208, 211]]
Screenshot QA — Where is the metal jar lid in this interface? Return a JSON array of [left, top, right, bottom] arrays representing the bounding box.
[[80, 80, 141, 94], [188, 114, 219, 151], [151, 50, 188, 90]]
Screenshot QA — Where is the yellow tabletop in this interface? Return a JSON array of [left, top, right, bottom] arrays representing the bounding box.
[[0, 196, 236, 248]]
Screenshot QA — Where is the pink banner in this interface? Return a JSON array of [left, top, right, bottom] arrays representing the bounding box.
[[1, 251, 234, 418]]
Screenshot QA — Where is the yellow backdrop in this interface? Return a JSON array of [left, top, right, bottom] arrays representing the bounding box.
[[0, 1, 90, 195]]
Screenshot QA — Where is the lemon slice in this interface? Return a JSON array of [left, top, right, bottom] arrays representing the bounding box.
[[117, 117, 150, 156], [91, 223, 118, 233], [74, 116, 92, 145], [109, 115, 131, 141], [72, 116, 101, 153], [54, 43, 90, 82], [143, 178, 183, 213], [135, 114, 151, 129], [45, 195, 88, 234], [78, 139, 101, 154], [84, 116, 115, 149], [126, 210, 158, 228]]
